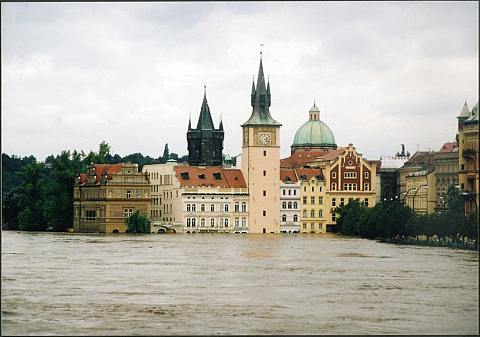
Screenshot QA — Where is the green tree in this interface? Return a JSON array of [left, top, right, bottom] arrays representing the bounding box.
[[335, 199, 366, 236], [125, 210, 150, 234], [45, 150, 84, 231], [14, 162, 48, 231], [162, 143, 170, 161], [445, 185, 464, 213]]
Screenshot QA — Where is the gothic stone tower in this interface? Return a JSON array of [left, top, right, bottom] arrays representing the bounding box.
[[241, 55, 282, 233], [187, 87, 224, 166]]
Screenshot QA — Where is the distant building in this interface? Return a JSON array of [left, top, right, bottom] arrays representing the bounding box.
[[457, 101, 479, 215], [281, 143, 376, 232], [187, 87, 224, 166], [398, 151, 435, 201], [434, 141, 459, 213], [291, 103, 337, 154], [280, 169, 301, 233], [73, 162, 151, 233], [377, 148, 410, 202], [404, 164, 436, 215], [241, 55, 281, 233]]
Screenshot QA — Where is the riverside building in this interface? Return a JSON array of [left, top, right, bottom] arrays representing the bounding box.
[[73, 162, 151, 233]]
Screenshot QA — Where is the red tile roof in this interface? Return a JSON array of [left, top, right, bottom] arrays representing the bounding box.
[[280, 148, 346, 169], [174, 166, 247, 188], [296, 168, 324, 181], [280, 168, 298, 183], [438, 142, 458, 153]]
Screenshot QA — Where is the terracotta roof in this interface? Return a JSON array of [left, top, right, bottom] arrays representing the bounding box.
[[368, 160, 381, 170], [280, 148, 346, 169], [173, 166, 247, 188], [403, 151, 434, 167], [438, 142, 458, 153], [296, 168, 324, 181], [280, 168, 298, 183]]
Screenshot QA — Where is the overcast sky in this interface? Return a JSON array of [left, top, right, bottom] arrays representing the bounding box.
[[2, 2, 478, 162]]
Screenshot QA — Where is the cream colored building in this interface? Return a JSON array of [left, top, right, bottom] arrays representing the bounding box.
[[174, 166, 249, 233], [73, 162, 151, 233], [241, 56, 281, 233], [405, 165, 436, 215], [142, 160, 183, 233], [297, 168, 327, 233]]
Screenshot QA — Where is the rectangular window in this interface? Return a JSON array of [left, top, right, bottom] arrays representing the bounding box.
[[303, 197, 307, 204], [365, 172, 369, 179], [126, 190, 131, 198], [311, 187, 315, 192], [364, 198, 369, 207], [311, 197, 315, 204], [319, 210, 323, 218], [364, 183, 369, 191], [332, 172, 337, 179], [332, 198, 336, 207], [288, 190, 291, 195], [341, 198, 344, 206], [263, 190, 266, 196], [294, 190, 297, 195], [344, 183, 348, 190], [263, 150, 267, 156], [304, 187, 307, 192], [319, 223, 323, 229], [263, 210, 266, 216], [332, 213, 336, 222], [311, 210, 315, 218], [353, 184, 357, 191], [303, 223, 307, 229], [263, 170, 266, 176], [311, 223, 315, 229], [332, 183, 336, 191], [319, 197, 323, 204], [283, 190, 286, 195]]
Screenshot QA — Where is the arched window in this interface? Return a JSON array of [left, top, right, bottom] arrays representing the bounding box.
[[186, 204, 191, 212], [282, 202, 287, 209], [224, 218, 229, 227], [293, 214, 298, 221], [220, 204, 224, 212], [210, 218, 215, 227], [200, 218, 205, 227], [311, 210, 315, 218], [242, 217, 246, 227], [235, 217, 239, 227], [192, 218, 196, 227], [282, 214, 287, 222], [192, 204, 197, 212], [201, 204, 205, 212], [187, 218, 191, 227], [220, 218, 224, 227], [288, 202, 292, 209], [224, 204, 229, 212], [303, 210, 307, 217], [241, 202, 247, 212], [234, 202, 239, 212], [293, 202, 298, 209], [211, 204, 215, 212]]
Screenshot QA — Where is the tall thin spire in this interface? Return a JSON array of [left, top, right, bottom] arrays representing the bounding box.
[[196, 85, 215, 130]]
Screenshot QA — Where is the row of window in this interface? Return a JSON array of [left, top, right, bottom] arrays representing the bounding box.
[[303, 186, 323, 192], [186, 217, 247, 227], [302, 196, 323, 205], [282, 189, 298, 196], [331, 198, 369, 207], [302, 223, 323, 229], [281, 214, 299, 222], [186, 202, 247, 212], [332, 171, 369, 179], [282, 201, 299, 209], [302, 210, 324, 218]]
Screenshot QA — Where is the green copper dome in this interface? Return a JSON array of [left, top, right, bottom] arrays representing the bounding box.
[[292, 104, 336, 147]]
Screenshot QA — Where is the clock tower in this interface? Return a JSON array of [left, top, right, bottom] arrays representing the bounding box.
[[241, 54, 282, 233]]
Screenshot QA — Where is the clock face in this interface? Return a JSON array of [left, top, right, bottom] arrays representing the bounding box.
[[259, 133, 271, 145]]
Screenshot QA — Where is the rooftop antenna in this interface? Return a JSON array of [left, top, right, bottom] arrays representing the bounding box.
[[416, 144, 420, 152]]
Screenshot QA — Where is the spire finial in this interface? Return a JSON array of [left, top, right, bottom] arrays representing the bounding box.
[[204, 82, 206, 94], [220, 112, 222, 122], [260, 43, 264, 59], [465, 95, 467, 104]]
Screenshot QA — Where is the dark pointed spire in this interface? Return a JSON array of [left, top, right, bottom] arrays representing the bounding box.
[[242, 54, 281, 127], [219, 114, 224, 131], [251, 76, 256, 107], [188, 112, 192, 130], [266, 76, 271, 107], [196, 84, 215, 130]]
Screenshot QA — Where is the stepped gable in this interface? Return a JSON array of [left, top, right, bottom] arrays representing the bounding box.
[[174, 166, 246, 188]]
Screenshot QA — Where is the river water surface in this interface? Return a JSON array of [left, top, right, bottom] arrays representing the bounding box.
[[1, 231, 478, 335]]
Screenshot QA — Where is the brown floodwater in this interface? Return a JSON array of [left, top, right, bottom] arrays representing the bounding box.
[[1, 231, 478, 335]]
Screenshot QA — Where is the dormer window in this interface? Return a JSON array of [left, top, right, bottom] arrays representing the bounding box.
[[181, 172, 190, 180], [301, 174, 307, 181], [234, 176, 238, 180], [213, 172, 222, 180], [198, 174, 205, 179], [286, 176, 291, 182]]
